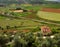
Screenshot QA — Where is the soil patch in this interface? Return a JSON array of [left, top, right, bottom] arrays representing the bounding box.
[[41, 8, 60, 13]]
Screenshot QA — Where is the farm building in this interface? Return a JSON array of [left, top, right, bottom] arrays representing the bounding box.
[[10, 8, 28, 13]]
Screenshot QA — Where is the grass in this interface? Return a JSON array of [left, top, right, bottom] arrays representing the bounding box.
[[0, 14, 60, 32], [0, 5, 60, 32], [12, 12, 32, 17], [37, 11, 60, 21], [0, 16, 41, 29], [20, 5, 42, 11], [43, 4, 60, 9]]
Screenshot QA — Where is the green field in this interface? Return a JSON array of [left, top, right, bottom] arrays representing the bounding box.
[[0, 16, 41, 29], [0, 4, 60, 47], [37, 11, 60, 21], [0, 5, 60, 31]]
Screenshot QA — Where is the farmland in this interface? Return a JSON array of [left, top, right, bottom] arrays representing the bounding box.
[[37, 11, 60, 21], [0, 4, 60, 47], [0, 15, 40, 29]]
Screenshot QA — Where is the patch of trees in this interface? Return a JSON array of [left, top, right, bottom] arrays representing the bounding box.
[[0, 30, 60, 47]]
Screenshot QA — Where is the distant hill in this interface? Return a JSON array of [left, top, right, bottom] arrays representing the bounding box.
[[0, 0, 43, 4], [0, 0, 60, 4]]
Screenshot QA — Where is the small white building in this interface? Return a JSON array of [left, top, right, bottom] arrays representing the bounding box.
[[13, 10, 23, 13]]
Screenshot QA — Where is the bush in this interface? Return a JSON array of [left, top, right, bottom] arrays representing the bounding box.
[[0, 31, 60, 47], [6, 26, 10, 29]]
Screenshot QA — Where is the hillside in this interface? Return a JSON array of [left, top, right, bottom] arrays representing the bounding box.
[[0, 0, 60, 4], [0, 0, 43, 4]]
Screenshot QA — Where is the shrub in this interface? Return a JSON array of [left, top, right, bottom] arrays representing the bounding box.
[[6, 26, 10, 29], [0, 31, 60, 47]]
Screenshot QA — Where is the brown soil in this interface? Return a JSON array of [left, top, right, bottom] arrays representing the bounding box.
[[41, 8, 60, 13]]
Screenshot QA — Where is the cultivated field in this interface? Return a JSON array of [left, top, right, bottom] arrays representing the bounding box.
[[37, 11, 60, 21], [0, 15, 41, 29], [0, 4, 60, 47]]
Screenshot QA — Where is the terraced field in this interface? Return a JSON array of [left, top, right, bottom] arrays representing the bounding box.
[[37, 11, 60, 21], [0, 15, 41, 29], [0, 5, 60, 47]]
